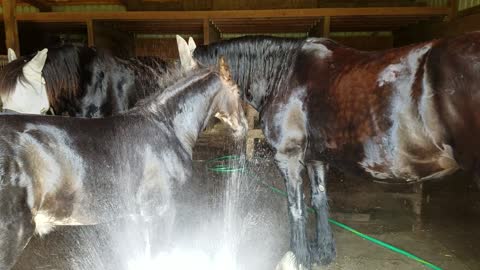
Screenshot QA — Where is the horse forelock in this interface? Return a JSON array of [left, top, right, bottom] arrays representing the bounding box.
[[42, 45, 97, 110], [193, 36, 304, 109]]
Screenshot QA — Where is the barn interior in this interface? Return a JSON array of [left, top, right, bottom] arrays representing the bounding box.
[[1, 0, 480, 269]]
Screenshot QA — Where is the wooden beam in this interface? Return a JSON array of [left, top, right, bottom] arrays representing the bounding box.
[[203, 19, 220, 45], [3, 0, 20, 56], [22, 0, 52, 12], [119, 0, 182, 11], [86, 20, 95, 47], [323, 16, 331, 37], [9, 7, 450, 22]]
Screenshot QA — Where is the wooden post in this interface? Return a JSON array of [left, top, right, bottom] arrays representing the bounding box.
[[323, 16, 331, 38], [3, 0, 20, 56], [244, 103, 260, 159], [203, 18, 220, 45], [86, 20, 95, 47], [448, 0, 458, 20], [308, 16, 330, 38]]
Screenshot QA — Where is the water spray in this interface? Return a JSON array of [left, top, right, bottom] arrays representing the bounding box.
[[206, 155, 443, 270]]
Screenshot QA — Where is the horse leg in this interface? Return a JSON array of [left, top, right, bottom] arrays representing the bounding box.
[[306, 161, 336, 266], [0, 186, 35, 269], [137, 181, 176, 255], [275, 150, 310, 269]]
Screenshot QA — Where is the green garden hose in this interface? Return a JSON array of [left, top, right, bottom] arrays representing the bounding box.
[[205, 155, 442, 270]]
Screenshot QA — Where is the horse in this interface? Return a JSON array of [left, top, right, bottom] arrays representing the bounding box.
[[0, 41, 248, 269], [190, 31, 480, 269], [0, 44, 172, 117]]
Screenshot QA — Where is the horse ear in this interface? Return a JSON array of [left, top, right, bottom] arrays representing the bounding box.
[[7, 48, 17, 63], [176, 35, 196, 70], [23, 48, 48, 83], [188, 37, 197, 52], [218, 56, 231, 81]]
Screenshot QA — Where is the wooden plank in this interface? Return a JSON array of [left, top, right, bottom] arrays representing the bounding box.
[[22, 0, 52, 12], [3, 0, 20, 56], [11, 7, 450, 22], [86, 20, 95, 46]]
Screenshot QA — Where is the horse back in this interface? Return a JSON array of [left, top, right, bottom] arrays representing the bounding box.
[[298, 32, 480, 181]]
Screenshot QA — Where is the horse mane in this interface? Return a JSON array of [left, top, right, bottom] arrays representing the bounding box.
[[193, 35, 304, 105], [127, 56, 172, 103], [0, 45, 96, 109], [129, 64, 216, 116]]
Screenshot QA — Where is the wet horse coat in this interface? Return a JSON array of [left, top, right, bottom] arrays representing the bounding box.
[[0, 60, 247, 269], [0, 45, 170, 117], [193, 32, 480, 268]]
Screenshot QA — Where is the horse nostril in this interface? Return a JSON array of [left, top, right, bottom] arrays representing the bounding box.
[[246, 91, 253, 101]]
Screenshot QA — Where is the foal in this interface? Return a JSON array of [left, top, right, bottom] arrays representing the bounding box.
[[0, 55, 247, 269]]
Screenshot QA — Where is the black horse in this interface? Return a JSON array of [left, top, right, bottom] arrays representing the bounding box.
[[0, 47, 247, 270], [0, 45, 170, 117], [192, 32, 480, 269]]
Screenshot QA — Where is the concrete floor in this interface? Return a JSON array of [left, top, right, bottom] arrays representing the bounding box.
[[11, 142, 480, 270]]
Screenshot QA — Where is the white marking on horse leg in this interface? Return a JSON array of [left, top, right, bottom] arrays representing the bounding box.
[[275, 151, 310, 267], [307, 161, 336, 266]]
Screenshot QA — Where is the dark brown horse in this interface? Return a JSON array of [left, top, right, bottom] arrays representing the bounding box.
[[192, 31, 480, 269]]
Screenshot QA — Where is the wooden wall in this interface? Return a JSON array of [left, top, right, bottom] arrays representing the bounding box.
[[18, 23, 87, 55], [93, 22, 135, 57], [394, 12, 480, 46], [135, 37, 204, 59]]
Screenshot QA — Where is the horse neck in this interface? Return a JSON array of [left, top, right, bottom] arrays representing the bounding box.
[[194, 37, 302, 111], [141, 71, 223, 154], [124, 57, 169, 102]]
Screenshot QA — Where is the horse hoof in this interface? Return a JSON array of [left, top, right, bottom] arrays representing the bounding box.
[[292, 244, 311, 269], [276, 251, 310, 270], [310, 241, 336, 266]]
